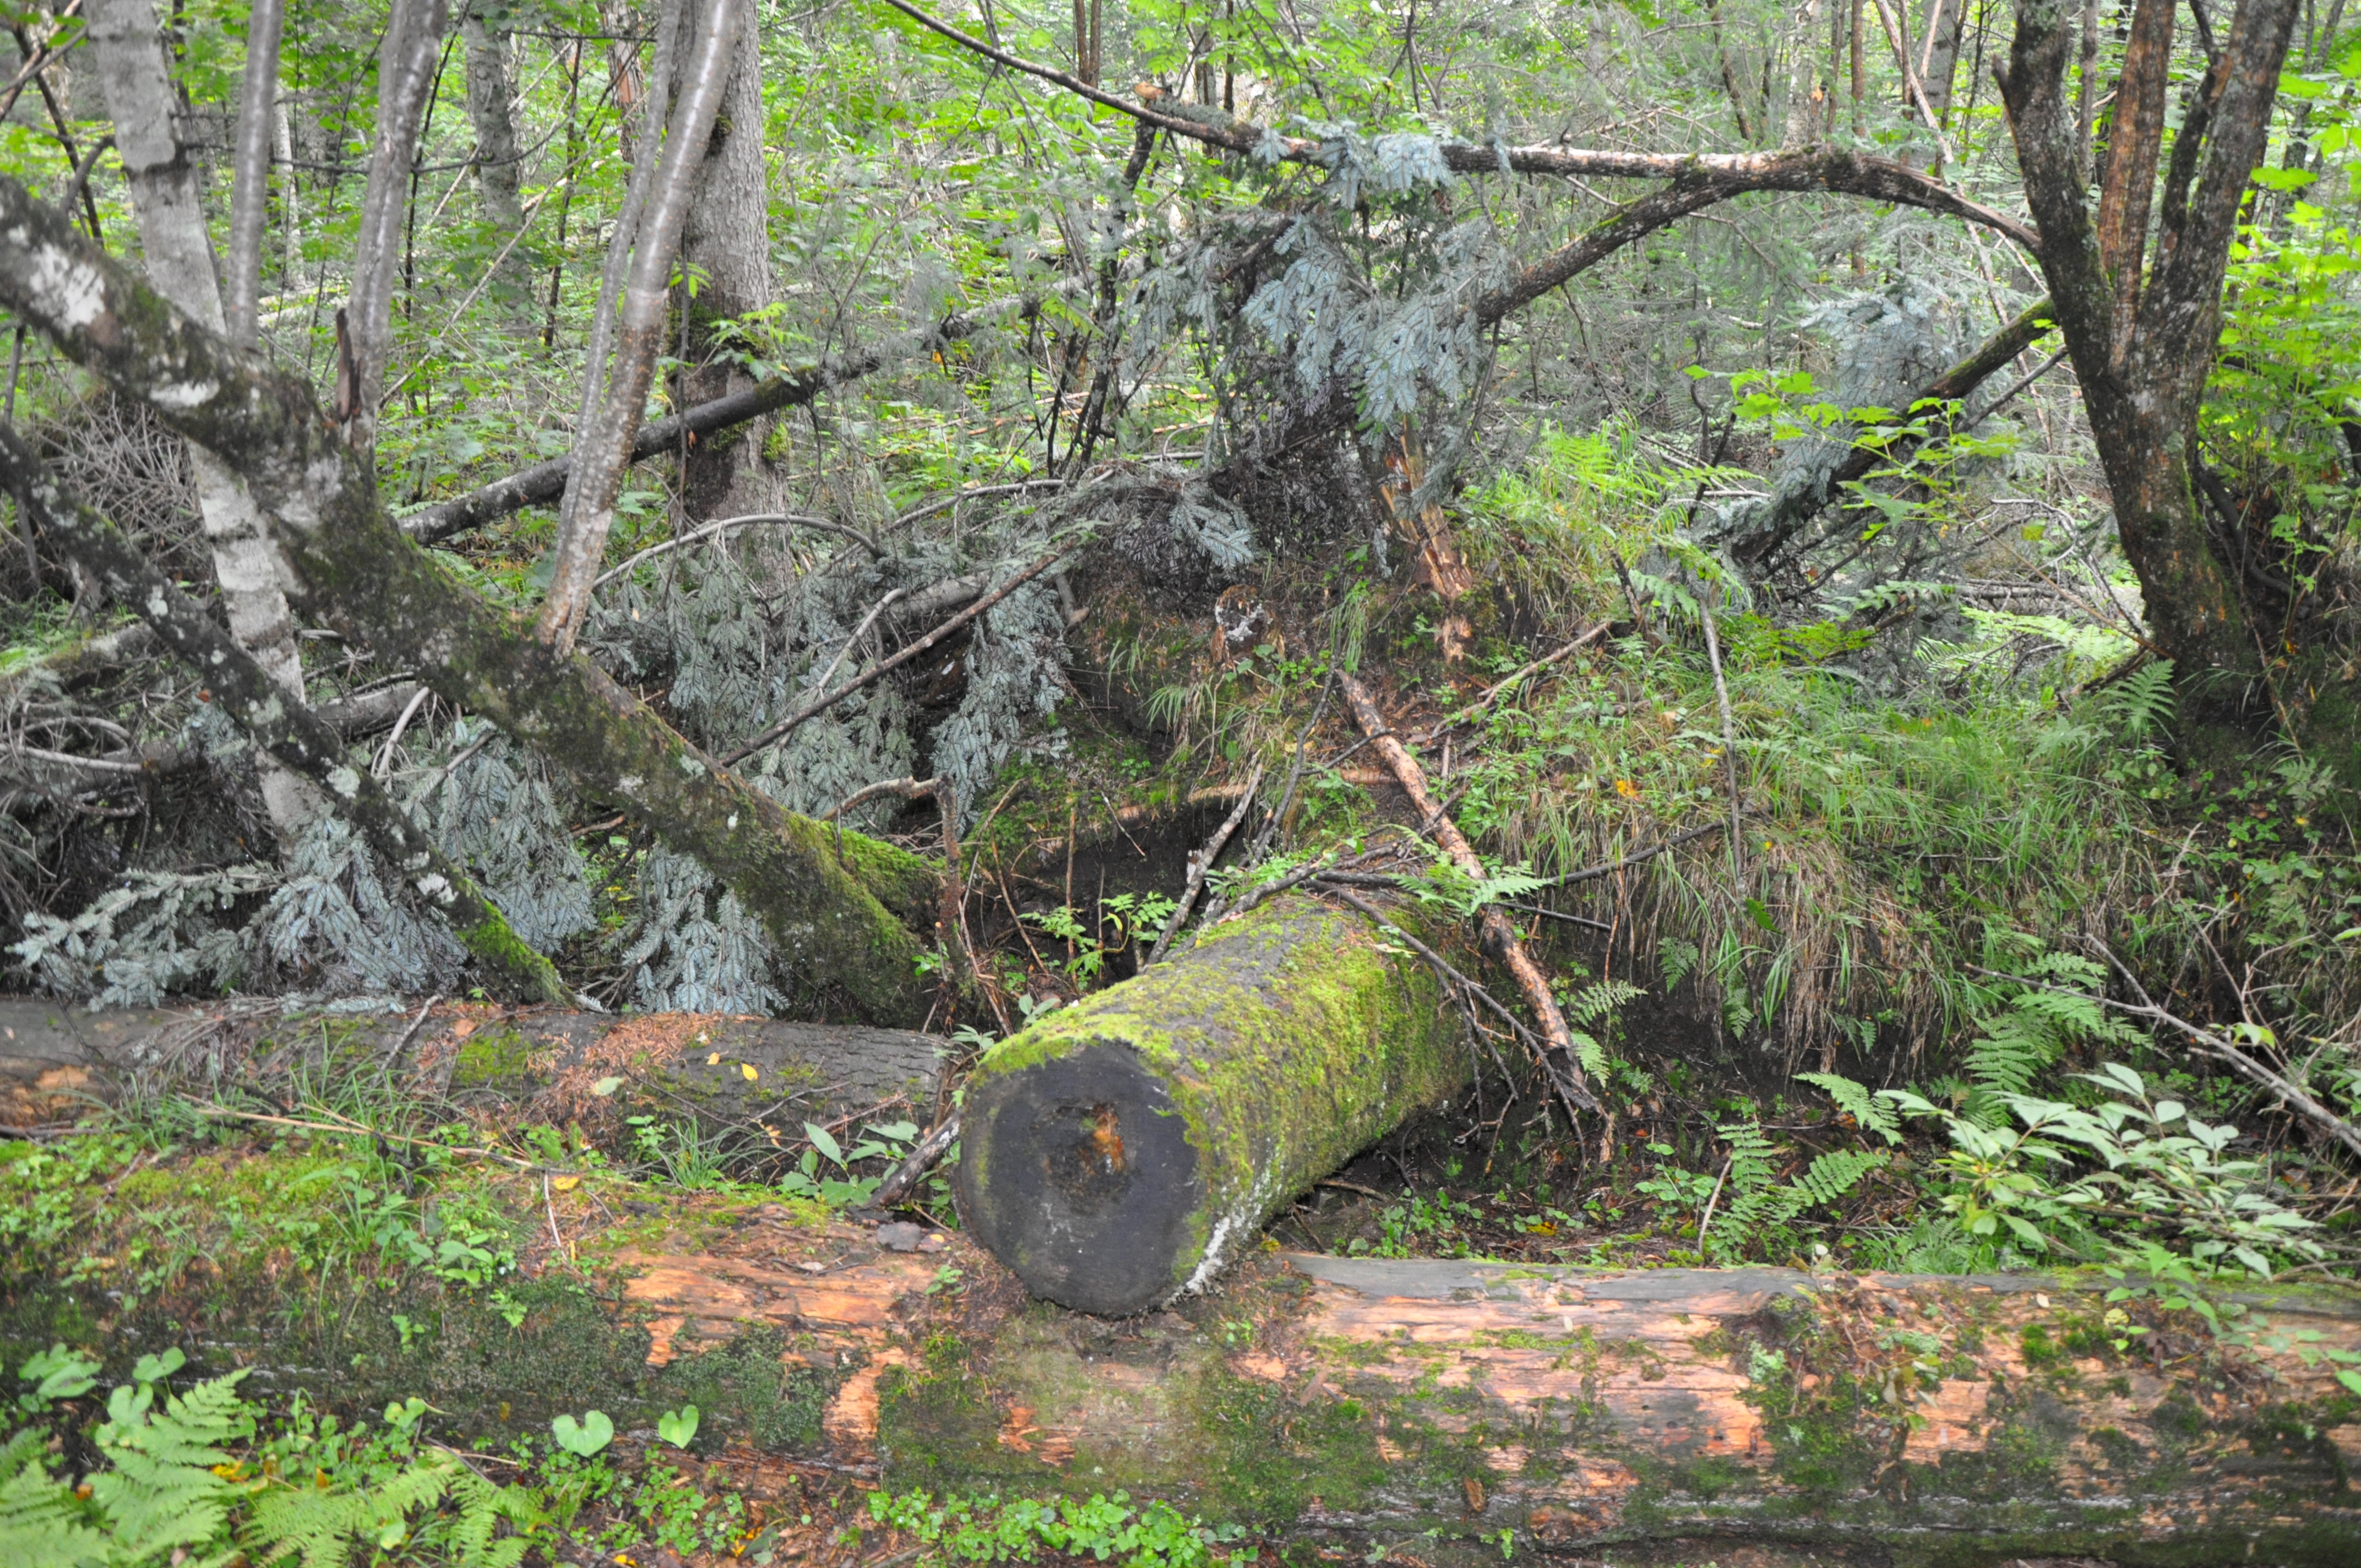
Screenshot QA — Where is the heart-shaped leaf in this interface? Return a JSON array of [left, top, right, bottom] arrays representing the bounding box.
[[551, 1409, 614, 1456], [656, 1404, 700, 1449], [590, 1076, 625, 1097]]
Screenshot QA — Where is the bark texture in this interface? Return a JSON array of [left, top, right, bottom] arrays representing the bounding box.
[[0, 998, 943, 1130], [539, 0, 744, 648], [460, 3, 526, 236], [85, 0, 320, 843], [955, 895, 1466, 1316], [0, 168, 938, 1024], [9, 1172, 2361, 1563], [677, 0, 774, 521], [342, 0, 451, 465], [1999, 0, 2319, 770]]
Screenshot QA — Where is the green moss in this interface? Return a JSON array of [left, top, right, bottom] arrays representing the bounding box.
[[450, 1026, 535, 1090], [454, 910, 570, 1003]]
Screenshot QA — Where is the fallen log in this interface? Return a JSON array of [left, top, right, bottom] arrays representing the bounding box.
[[6, 1155, 2359, 1562], [954, 894, 1468, 1315], [0, 997, 943, 1131]]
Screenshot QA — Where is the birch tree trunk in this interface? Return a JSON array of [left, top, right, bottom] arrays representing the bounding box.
[[677, 2, 774, 521], [460, 0, 528, 302], [85, 0, 322, 846], [341, 0, 450, 466], [537, 0, 746, 649]]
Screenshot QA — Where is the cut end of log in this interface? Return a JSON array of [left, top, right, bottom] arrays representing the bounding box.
[[957, 1041, 1206, 1316]]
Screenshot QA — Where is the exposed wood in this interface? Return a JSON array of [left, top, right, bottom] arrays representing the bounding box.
[[954, 894, 1467, 1314], [14, 1175, 2361, 1560], [0, 997, 944, 1130]]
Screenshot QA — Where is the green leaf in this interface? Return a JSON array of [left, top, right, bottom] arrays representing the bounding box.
[[550, 1410, 613, 1457], [657, 1404, 701, 1449], [806, 1121, 845, 1167]]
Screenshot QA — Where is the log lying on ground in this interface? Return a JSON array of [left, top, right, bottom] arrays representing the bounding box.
[[955, 894, 1467, 1315], [8, 1161, 2360, 1562], [0, 997, 944, 1130]]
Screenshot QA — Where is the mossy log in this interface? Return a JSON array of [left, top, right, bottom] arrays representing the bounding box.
[[9, 1161, 2361, 1565], [955, 896, 1468, 1316], [0, 998, 943, 1130]]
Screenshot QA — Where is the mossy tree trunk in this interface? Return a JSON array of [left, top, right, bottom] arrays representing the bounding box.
[[9, 1158, 2360, 1565], [955, 895, 1469, 1315], [0, 170, 937, 1023]]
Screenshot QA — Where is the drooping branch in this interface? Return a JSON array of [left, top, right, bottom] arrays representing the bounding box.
[[539, 0, 747, 650], [0, 426, 568, 1004], [0, 170, 938, 1023], [877, 0, 2041, 258], [401, 309, 1003, 544], [341, 0, 451, 465]]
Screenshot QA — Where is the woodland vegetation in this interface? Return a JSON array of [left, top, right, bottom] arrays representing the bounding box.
[[4, 0, 2361, 1560]]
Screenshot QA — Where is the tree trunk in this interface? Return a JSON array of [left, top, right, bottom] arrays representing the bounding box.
[[0, 997, 943, 1130], [677, 0, 773, 522], [459, 1, 529, 303], [0, 167, 939, 1025], [11, 1185, 2361, 1561], [1999, 0, 2318, 772], [956, 896, 1467, 1316], [85, 0, 323, 846]]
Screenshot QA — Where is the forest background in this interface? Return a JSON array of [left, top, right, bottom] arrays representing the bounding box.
[[3, 0, 2361, 1550]]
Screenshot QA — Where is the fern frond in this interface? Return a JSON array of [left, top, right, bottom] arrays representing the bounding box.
[[0, 1430, 104, 1568], [1570, 1029, 1612, 1084], [1788, 1149, 1887, 1208], [1797, 1071, 1902, 1145], [1570, 978, 1644, 1026]]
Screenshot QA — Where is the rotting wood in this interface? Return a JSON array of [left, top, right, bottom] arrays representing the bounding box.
[[0, 997, 943, 1131], [954, 894, 1466, 1315], [10, 1168, 2361, 1562]]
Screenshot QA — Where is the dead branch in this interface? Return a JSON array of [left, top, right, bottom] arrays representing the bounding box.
[[1144, 762, 1263, 965], [1339, 672, 1594, 1113]]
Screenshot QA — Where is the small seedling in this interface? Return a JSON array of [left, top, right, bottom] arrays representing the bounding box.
[[551, 1409, 614, 1456], [657, 1403, 700, 1449]]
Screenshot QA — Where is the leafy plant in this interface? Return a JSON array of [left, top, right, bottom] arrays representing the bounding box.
[[550, 1411, 614, 1458]]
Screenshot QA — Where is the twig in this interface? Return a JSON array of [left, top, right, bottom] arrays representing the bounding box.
[[723, 543, 1073, 764], [1339, 673, 1593, 1114], [383, 993, 444, 1068], [821, 775, 939, 823], [543, 1172, 566, 1257], [592, 511, 883, 588], [1696, 1154, 1734, 1250], [1543, 821, 1728, 887], [873, 1110, 962, 1208], [1978, 956, 2361, 1162], [1145, 763, 1263, 965], [193, 1102, 578, 1174], [1413, 622, 1607, 744]]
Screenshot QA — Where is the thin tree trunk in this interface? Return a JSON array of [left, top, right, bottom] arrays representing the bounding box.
[[224, 0, 285, 346], [460, 0, 527, 302], [677, 0, 774, 522], [85, 0, 321, 845], [1917, 0, 1967, 122], [341, 0, 451, 466], [538, 0, 745, 650]]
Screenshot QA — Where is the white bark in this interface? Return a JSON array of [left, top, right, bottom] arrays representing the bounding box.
[[460, 4, 526, 239], [678, 3, 774, 520], [344, 0, 450, 464], [86, 0, 320, 841]]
